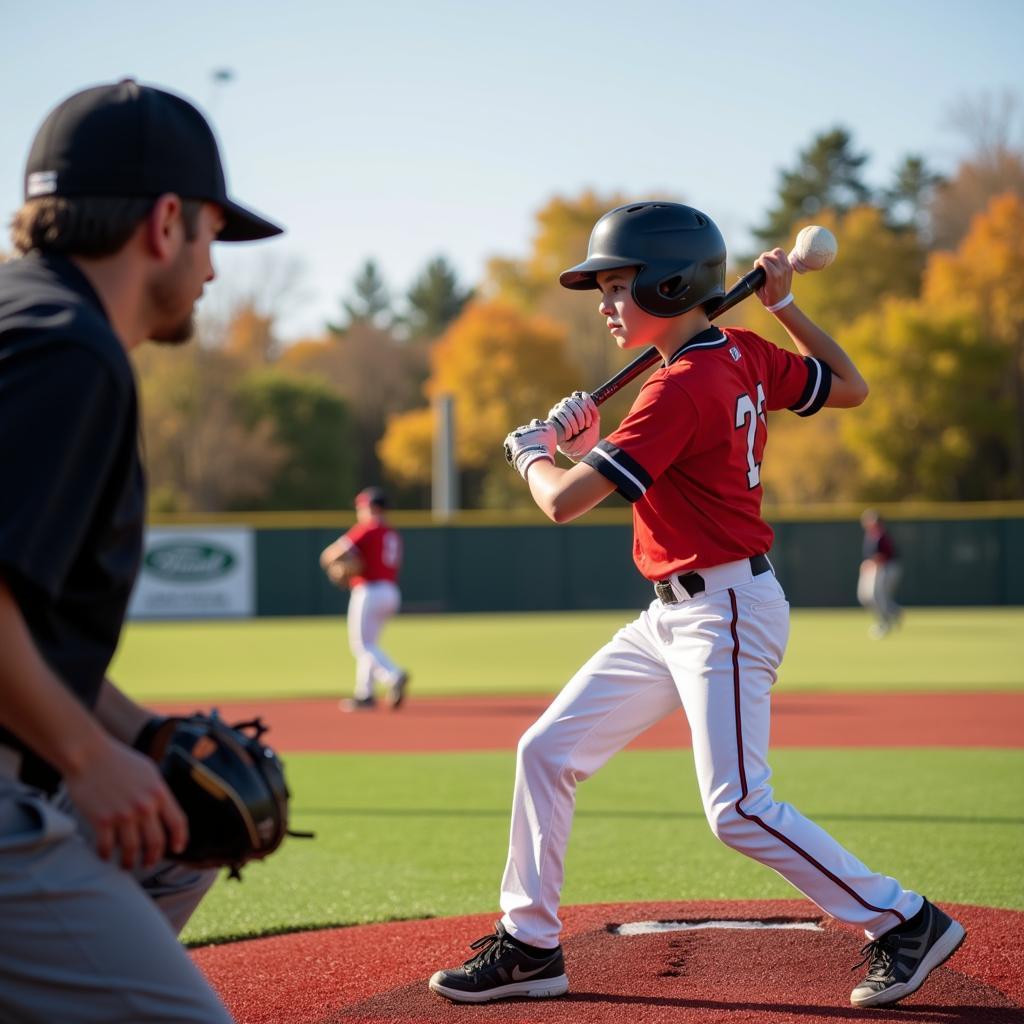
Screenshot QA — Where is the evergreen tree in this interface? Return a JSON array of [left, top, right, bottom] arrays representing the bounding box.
[[328, 258, 392, 335], [883, 155, 944, 238], [752, 127, 873, 246], [404, 256, 473, 338]]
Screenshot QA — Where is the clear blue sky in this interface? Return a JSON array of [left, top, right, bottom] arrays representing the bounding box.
[[2, 0, 1020, 340]]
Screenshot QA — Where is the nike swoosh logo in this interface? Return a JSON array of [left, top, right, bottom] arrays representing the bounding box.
[[511, 964, 551, 981]]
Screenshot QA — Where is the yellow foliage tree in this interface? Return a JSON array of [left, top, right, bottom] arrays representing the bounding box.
[[377, 407, 433, 487], [839, 193, 1024, 499], [724, 206, 926, 503], [484, 189, 628, 312], [379, 301, 581, 502]]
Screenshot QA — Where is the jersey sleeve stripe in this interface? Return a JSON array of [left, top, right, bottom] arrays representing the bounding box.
[[788, 357, 833, 417], [583, 441, 651, 502]]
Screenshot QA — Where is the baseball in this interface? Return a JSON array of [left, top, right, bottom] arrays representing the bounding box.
[[790, 225, 838, 274]]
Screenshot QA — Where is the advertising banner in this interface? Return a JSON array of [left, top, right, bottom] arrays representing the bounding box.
[[128, 527, 255, 619]]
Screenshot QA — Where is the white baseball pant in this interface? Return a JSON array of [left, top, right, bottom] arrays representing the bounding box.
[[347, 580, 402, 699], [499, 565, 922, 949], [858, 561, 902, 627]]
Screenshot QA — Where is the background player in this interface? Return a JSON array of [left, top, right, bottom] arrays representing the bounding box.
[[0, 80, 281, 1022], [320, 487, 410, 710], [429, 202, 964, 1010], [858, 508, 903, 637]]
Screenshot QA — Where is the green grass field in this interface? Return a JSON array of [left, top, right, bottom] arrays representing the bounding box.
[[112, 607, 1024, 701], [182, 748, 1024, 945], [107, 608, 1024, 947]]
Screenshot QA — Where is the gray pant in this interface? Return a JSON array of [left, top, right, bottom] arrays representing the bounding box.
[[0, 750, 233, 1024]]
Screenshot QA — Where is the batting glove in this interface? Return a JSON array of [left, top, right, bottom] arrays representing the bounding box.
[[548, 390, 600, 461], [504, 419, 557, 479]]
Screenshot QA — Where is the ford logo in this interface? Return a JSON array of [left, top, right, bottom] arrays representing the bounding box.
[[144, 542, 236, 582]]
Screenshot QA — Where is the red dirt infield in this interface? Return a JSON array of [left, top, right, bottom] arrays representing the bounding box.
[[153, 690, 1024, 752], [193, 900, 1024, 1024]]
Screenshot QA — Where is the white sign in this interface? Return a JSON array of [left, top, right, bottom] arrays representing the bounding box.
[[128, 527, 255, 619]]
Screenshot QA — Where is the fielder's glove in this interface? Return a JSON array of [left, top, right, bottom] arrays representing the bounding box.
[[547, 391, 600, 461], [503, 419, 557, 479], [135, 710, 310, 879], [324, 549, 364, 588]]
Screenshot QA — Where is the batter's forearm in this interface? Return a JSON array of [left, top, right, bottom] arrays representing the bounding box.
[[525, 460, 614, 524], [774, 303, 868, 407]]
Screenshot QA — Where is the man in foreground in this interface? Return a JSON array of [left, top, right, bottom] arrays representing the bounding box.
[[0, 79, 282, 1022]]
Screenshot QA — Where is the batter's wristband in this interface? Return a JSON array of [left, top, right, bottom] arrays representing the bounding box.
[[133, 715, 168, 755], [766, 292, 794, 314]]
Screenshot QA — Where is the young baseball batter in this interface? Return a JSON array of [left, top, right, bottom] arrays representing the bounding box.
[[429, 202, 964, 1009], [320, 487, 410, 710]]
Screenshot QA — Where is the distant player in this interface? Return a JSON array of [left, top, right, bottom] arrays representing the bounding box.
[[858, 509, 903, 637], [320, 487, 410, 710], [428, 202, 964, 1009]]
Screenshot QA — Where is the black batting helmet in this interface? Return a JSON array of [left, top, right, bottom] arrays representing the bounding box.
[[559, 202, 727, 317]]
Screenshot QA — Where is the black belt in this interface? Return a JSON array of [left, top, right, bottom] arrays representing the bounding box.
[[654, 554, 772, 604]]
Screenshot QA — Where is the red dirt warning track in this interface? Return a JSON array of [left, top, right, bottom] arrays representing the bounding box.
[[193, 900, 1024, 1024], [153, 690, 1024, 752]]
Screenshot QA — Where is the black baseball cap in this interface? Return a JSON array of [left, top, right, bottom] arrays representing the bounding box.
[[24, 79, 283, 242]]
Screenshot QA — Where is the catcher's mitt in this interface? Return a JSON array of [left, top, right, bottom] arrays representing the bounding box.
[[137, 710, 307, 879]]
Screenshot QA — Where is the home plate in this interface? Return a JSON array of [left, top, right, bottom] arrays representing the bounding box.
[[612, 918, 825, 935]]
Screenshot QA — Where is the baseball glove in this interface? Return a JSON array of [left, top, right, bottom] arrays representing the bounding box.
[[325, 548, 364, 588], [136, 710, 305, 879]]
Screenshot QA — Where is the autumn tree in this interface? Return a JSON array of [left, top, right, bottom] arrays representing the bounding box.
[[379, 300, 580, 507], [222, 303, 280, 365], [134, 342, 286, 513], [279, 323, 426, 486], [930, 91, 1024, 251], [727, 206, 927, 503], [921, 192, 1024, 492], [839, 193, 1024, 500], [486, 190, 628, 307], [234, 370, 355, 509]]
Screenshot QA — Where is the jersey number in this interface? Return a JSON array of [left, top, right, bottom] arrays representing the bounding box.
[[381, 532, 401, 568], [735, 384, 767, 488]]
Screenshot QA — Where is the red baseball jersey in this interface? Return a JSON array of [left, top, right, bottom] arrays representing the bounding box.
[[583, 326, 832, 579], [344, 520, 402, 586]]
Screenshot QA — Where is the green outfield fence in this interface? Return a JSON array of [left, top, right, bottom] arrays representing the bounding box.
[[150, 503, 1024, 615]]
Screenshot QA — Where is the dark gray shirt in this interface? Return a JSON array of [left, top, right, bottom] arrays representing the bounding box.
[[0, 252, 144, 789]]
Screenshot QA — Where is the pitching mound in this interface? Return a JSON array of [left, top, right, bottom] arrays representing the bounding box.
[[192, 900, 1023, 1023]]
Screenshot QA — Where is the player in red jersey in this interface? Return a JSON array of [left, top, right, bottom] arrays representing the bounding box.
[[429, 203, 963, 1009], [320, 487, 409, 710]]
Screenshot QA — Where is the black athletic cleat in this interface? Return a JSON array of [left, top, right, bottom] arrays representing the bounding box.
[[850, 899, 965, 1007], [339, 696, 376, 712], [389, 671, 410, 710], [428, 922, 568, 1003]]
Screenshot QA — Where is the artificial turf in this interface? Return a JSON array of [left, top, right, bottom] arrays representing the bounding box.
[[114, 607, 1024, 702], [181, 747, 1024, 946]]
